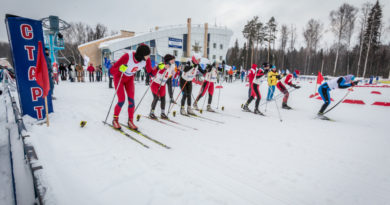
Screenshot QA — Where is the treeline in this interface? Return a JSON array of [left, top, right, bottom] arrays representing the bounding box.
[[60, 22, 116, 64], [226, 0, 390, 78]]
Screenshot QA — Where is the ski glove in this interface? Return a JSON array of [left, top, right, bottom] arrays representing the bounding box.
[[351, 80, 359, 86], [119, 64, 128, 73]]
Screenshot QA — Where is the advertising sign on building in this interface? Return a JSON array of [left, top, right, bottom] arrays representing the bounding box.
[[168, 37, 183, 49], [5, 15, 53, 120]]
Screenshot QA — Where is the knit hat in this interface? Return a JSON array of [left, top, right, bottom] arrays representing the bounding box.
[[262, 62, 270, 68], [344, 74, 355, 82], [251, 64, 257, 69], [135, 44, 151, 62], [163, 54, 175, 64], [294, 70, 300, 75]]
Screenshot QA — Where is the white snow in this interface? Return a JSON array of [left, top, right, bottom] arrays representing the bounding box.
[[0, 94, 13, 205], [20, 78, 390, 205]]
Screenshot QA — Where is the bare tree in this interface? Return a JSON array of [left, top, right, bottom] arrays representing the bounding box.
[[279, 24, 289, 68], [289, 24, 297, 51], [345, 7, 358, 74], [330, 3, 357, 76], [303, 19, 323, 74], [356, 2, 373, 77]]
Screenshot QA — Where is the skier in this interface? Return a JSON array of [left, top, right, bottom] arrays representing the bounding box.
[[180, 55, 202, 115], [110, 44, 151, 130], [317, 74, 359, 118], [267, 65, 278, 101], [193, 61, 221, 112], [146, 54, 176, 120], [276, 70, 301, 109], [242, 63, 269, 114]]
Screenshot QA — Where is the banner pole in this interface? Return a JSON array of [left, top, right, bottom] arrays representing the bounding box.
[[45, 97, 49, 126]]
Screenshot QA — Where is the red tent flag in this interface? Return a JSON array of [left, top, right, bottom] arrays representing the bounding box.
[[35, 41, 50, 97], [317, 71, 324, 85]]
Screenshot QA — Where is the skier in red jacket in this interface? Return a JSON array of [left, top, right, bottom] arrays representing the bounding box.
[[276, 70, 301, 109], [110, 44, 151, 130], [146, 54, 176, 119], [242, 63, 269, 114]]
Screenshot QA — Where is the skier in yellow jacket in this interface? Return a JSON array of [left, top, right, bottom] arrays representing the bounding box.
[[267, 65, 279, 101]]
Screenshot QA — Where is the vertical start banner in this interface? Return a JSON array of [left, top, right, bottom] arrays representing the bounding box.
[[5, 15, 53, 120]]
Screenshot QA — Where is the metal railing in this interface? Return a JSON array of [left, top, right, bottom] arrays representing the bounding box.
[[2, 70, 46, 205]]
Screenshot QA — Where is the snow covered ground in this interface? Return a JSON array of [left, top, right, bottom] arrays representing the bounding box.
[[0, 94, 13, 205], [22, 78, 390, 205]]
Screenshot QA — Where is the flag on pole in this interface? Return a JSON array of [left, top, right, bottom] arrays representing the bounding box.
[[317, 71, 324, 85], [35, 41, 50, 97]]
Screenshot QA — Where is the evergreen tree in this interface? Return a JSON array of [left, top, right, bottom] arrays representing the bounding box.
[[362, 0, 382, 77]]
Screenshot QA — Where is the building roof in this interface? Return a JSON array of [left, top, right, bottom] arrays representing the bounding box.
[[99, 24, 233, 52]]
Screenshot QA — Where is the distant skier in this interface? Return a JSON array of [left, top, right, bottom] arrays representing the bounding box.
[[242, 63, 269, 114], [180, 55, 201, 115], [267, 65, 278, 101], [110, 44, 151, 130], [276, 70, 301, 109], [193, 61, 222, 112], [146, 54, 176, 120], [317, 74, 359, 118]]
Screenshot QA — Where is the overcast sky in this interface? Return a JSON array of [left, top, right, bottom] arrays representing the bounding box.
[[1, 0, 389, 49]]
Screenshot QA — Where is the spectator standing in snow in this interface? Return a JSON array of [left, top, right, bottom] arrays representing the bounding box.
[[68, 62, 75, 82], [76, 63, 84, 82], [59, 63, 67, 80], [87, 63, 95, 82]]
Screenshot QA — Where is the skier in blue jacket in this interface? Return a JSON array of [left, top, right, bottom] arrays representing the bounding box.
[[317, 74, 359, 117]]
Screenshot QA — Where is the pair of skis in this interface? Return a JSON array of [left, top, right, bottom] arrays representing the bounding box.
[[103, 121, 171, 149]]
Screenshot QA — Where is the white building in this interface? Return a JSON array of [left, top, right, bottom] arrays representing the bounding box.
[[99, 18, 233, 65]]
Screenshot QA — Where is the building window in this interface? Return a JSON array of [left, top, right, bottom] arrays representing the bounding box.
[[213, 43, 216, 48], [173, 50, 178, 57], [220, 44, 223, 49], [213, 55, 216, 60], [220, 56, 223, 61], [151, 47, 156, 55]]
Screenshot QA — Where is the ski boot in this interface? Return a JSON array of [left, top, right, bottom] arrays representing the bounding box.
[[161, 113, 169, 119], [128, 119, 138, 130], [193, 101, 199, 110], [242, 103, 251, 112], [112, 115, 121, 129], [317, 112, 330, 120], [187, 106, 196, 115], [282, 103, 292, 110], [254, 108, 265, 116], [180, 106, 187, 115], [207, 104, 215, 112], [149, 109, 157, 119]]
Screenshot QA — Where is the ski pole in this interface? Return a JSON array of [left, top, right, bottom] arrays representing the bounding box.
[[135, 68, 169, 114], [167, 80, 189, 115], [265, 85, 276, 112], [200, 81, 211, 113], [323, 90, 351, 114], [104, 72, 124, 124], [259, 87, 296, 108], [273, 97, 283, 122]]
